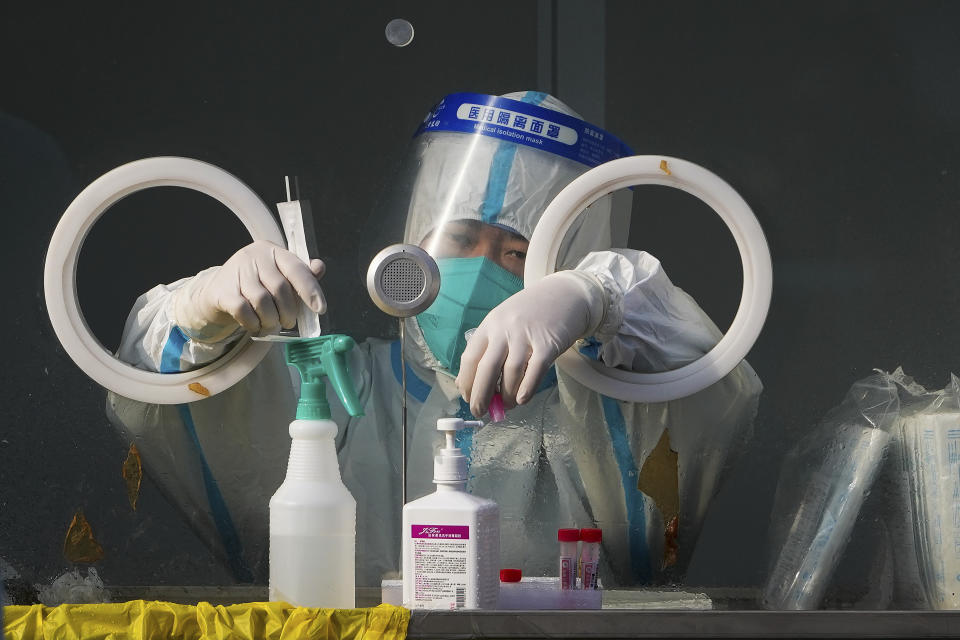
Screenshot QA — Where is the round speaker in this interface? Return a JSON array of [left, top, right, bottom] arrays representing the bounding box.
[[366, 244, 441, 317]]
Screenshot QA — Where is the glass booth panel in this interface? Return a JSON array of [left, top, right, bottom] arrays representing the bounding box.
[[3, 0, 960, 630]]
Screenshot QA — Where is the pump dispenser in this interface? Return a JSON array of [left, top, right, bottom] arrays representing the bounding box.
[[402, 418, 500, 609], [269, 334, 363, 608]]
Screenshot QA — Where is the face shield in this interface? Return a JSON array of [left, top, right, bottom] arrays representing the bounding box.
[[384, 91, 634, 374]]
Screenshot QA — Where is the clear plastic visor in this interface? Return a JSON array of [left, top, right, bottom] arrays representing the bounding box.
[[394, 129, 624, 278]]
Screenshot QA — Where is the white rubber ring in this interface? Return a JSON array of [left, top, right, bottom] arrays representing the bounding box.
[[43, 157, 285, 404], [525, 155, 772, 403]]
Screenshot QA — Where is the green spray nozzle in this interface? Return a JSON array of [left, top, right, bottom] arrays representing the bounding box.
[[285, 334, 364, 420]]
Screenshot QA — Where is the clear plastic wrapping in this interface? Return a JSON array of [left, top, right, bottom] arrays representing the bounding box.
[[898, 374, 960, 609], [763, 372, 899, 609], [764, 368, 960, 610]]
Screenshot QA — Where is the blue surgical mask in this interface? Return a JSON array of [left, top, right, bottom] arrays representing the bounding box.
[[417, 257, 524, 374]]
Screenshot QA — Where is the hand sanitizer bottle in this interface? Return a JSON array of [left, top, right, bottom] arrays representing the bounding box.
[[402, 418, 499, 610]]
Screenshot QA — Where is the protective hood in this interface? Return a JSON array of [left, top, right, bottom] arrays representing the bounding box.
[[385, 90, 634, 373]]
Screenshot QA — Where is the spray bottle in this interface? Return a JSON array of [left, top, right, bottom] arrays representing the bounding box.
[[402, 418, 500, 609], [269, 334, 364, 608]]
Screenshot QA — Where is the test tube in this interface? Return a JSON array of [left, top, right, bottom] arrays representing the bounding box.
[[488, 393, 506, 422], [464, 328, 506, 421], [500, 568, 522, 583], [579, 528, 602, 589], [496, 569, 522, 610], [558, 528, 580, 590]]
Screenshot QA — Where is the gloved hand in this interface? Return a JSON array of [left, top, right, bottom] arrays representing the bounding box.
[[456, 270, 607, 417], [172, 240, 326, 343]]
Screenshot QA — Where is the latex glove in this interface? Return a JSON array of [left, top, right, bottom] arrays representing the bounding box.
[[172, 240, 326, 343], [456, 270, 607, 417]]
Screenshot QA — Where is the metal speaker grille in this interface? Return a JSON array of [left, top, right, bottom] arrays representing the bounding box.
[[380, 257, 426, 303]]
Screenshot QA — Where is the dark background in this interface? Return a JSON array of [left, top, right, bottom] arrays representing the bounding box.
[[2, 0, 958, 605]]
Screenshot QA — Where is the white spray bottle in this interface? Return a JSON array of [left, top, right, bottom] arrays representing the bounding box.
[[269, 334, 364, 608], [402, 418, 500, 609]]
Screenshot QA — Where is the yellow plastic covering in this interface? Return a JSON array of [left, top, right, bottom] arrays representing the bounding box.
[[3, 601, 409, 640]]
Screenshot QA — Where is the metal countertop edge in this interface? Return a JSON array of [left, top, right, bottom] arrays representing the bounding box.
[[406, 610, 960, 639]]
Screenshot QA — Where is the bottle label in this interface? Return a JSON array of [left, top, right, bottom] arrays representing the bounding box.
[[582, 562, 597, 590], [411, 525, 470, 609], [560, 557, 574, 590]]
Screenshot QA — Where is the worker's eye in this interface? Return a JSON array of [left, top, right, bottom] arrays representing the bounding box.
[[505, 249, 527, 260]]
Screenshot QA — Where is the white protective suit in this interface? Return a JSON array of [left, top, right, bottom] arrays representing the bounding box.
[[108, 91, 762, 587]]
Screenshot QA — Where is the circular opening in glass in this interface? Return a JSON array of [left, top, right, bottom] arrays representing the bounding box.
[[77, 187, 252, 353]]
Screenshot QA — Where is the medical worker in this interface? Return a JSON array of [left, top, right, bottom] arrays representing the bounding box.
[[109, 91, 762, 587]]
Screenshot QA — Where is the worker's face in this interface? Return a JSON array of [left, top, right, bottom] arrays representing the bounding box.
[[423, 219, 529, 278]]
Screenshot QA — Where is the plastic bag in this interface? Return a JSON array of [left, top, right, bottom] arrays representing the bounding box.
[[762, 371, 899, 609], [763, 367, 960, 610], [35, 569, 111, 606], [897, 371, 960, 609], [4, 601, 409, 640]]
